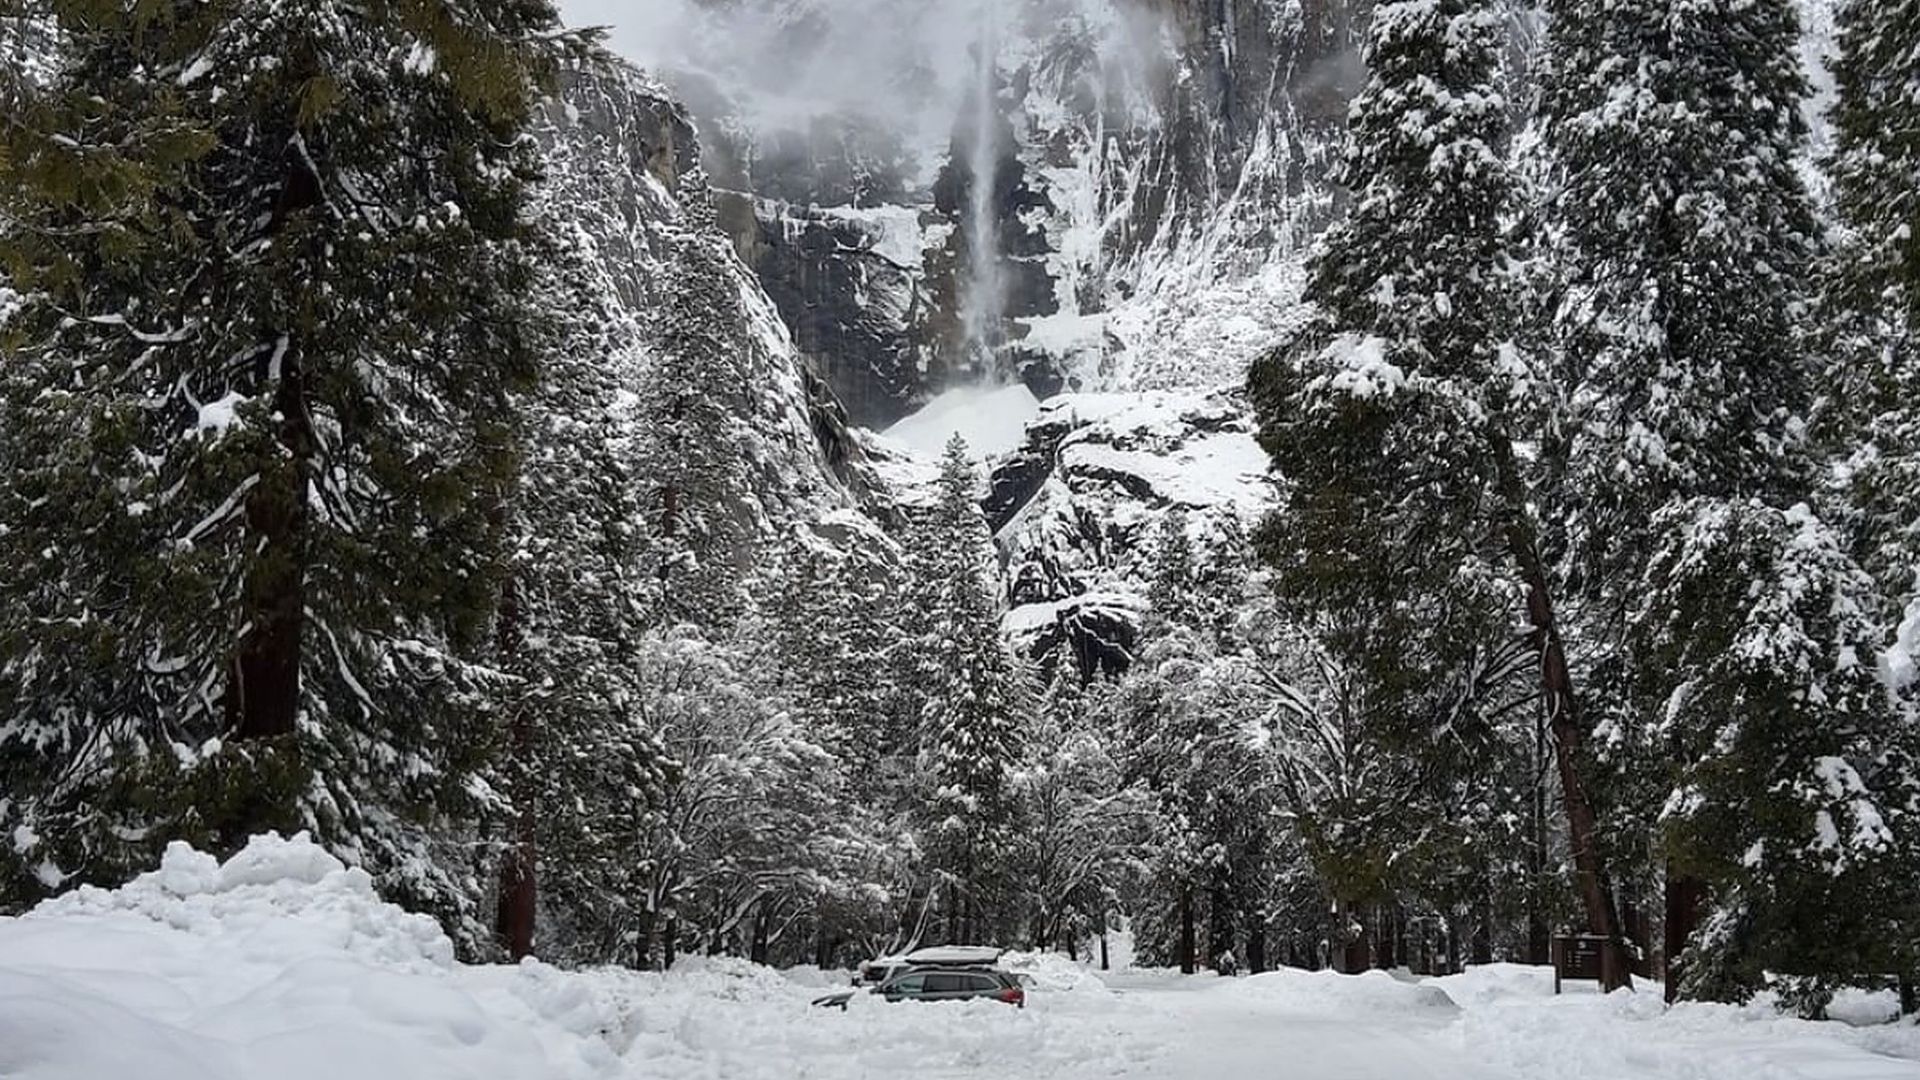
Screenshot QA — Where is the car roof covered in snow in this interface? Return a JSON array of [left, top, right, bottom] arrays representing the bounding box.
[[902, 946, 1004, 966]]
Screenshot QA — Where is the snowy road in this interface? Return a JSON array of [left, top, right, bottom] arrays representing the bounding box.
[[1084, 974, 1503, 1079], [5, 836, 1920, 1080]]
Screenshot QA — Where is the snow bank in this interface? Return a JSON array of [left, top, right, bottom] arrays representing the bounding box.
[[0, 837, 1146, 1080], [1441, 965, 1920, 1080], [1226, 967, 1461, 1017], [7, 842, 1914, 1080], [882, 381, 1043, 460], [0, 834, 606, 1080], [1000, 949, 1111, 994], [1425, 961, 1558, 1008]]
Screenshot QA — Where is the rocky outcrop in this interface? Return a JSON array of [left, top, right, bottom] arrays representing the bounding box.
[[992, 390, 1277, 670], [716, 193, 940, 429]]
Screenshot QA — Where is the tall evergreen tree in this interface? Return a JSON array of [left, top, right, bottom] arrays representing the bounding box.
[[1816, 0, 1920, 1008], [1827, 0, 1920, 654], [488, 193, 674, 962], [1013, 668, 1146, 953], [637, 168, 755, 629], [1540, 0, 1913, 1007], [901, 435, 1031, 945], [0, 1, 561, 925], [1250, 0, 1633, 977]]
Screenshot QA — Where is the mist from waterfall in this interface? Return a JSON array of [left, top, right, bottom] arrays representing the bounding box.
[[961, 0, 1006, 372]]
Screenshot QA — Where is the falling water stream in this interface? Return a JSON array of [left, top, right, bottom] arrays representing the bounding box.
[[961, 0, 1005, 371]]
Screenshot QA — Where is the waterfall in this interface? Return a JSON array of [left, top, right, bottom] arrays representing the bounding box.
[[960, 0, 1005, 371]]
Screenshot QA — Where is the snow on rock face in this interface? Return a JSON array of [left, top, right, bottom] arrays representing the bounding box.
[[641, 0, 1363, 421], [990, 389, 1278, 671], [535, 59, 883, 535], [720, 195, 943, 429]]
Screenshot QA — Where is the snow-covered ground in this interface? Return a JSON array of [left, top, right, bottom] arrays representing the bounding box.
[[5, 835, 1919, 1080], [882, 382, 1044, 460]]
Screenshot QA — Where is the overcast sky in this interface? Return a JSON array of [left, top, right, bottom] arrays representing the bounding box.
[[555, 1, 651, 64], [548, 0, 1000, 147]]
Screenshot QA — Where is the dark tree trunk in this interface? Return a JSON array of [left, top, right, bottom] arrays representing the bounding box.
[[1393, 905, 1410, 970], [1527, 708, 1551, 966], [1376, 906, 1396, 969], [492, 575, 537, 962], [1335, 902, 1371, 974], [1179, 885, 1197, 975], [1900, 973, 1916, 1017], [664, 914, 680, 970], [1208, 876, 1233, 968], [1099, 920, 1111, 971], [751, 898, 772, 966], [814, 923, 837, 970], [635, 908, 656, 970], [227, 342, 312, 774], [1247, 917, 1268, 974], [1664, 869, 1709, 1004], [1473, 873, 1495, 966], [224, 159, 324, 844], [1496, 442, 1630, 989]]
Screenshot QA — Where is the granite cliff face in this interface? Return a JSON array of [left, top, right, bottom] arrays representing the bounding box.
[[657, 0, 1370, 425], [535, 60, 887, 538], [618, 0, 1379, 668]]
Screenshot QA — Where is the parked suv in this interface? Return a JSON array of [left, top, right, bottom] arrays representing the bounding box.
[[850, 945, 1005, 988], [814, 948, 1026, 1010], [877, 967, 1025, 1007]]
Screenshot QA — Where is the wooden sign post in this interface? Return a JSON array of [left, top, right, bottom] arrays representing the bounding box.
[[1551, 933, 1627, 993]]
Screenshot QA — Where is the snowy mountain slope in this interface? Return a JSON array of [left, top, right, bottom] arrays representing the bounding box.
[[603, 1, 1358, 670], [630, 0, 1358, 418], [534, 58, 883, 534], [571, 0, 1391, 674]]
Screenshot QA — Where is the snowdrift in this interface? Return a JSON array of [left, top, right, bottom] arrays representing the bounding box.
[[6, 835, 1918, 1080], [0, 835, 1127, 1080], [1227, 966, 1461, 1017]]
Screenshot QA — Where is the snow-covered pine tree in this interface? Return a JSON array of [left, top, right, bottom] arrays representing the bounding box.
[[1540, 0, 1819, 543], [1540, 0, 1915, 1008], [1012, 668, 1146, 954], [1117, 512, 1278, 972], [759, 529, 911, 771], [0, 1, 560, 925], [637, 168, 756, 629], [1249, 0, 1633, 977], [746, 531, 917, 959], [1828, 0, 1920, 710], [488, 197, 676, 963], [622, 625, 855, 968], [1251, 0, 1519, 692], [1816, 0, 1920, 1008], [901, 435, 1032, 946]]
